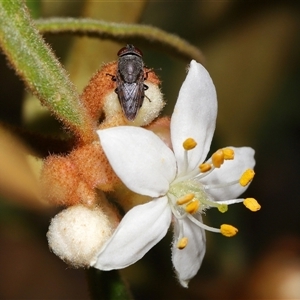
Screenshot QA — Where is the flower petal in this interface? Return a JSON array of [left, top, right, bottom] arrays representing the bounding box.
[[92, 196, 171, 270], [171, 215, 206, 288], [202, 147, 255, 200], [171, 60, 217, 176], [97, 126, 176, 197]]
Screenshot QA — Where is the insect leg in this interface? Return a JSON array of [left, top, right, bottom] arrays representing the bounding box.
[[106, 73, 116, 81], [143, 84, 151, 102]]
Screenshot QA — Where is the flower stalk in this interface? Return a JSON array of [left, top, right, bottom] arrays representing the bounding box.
[[87, 268, 132, 300]]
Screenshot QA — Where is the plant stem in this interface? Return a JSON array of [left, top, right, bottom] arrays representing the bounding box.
[[0, 0, 95, 143], [35, 18, 205, 63], [87, 268, 133, 300]]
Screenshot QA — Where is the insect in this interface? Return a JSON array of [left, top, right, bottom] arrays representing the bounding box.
[[111, 44, 149, 121]]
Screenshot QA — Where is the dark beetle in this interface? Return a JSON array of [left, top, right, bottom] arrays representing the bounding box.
[[112, 45, 148, 121]]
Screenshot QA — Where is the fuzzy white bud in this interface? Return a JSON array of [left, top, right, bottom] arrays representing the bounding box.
[[47, 205, 113, 267]]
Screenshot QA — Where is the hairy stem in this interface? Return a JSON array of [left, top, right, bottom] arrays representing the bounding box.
[[35, 18, 205, 63], [0, 0, 95, 143]]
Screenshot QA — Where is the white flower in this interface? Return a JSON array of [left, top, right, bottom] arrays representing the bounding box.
[[92, 60, 260, 287]]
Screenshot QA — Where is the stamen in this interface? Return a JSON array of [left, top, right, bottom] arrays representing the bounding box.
[[176, 193, 195, 205], [169, 200, 187, 220], [187, 214, 221, 233], [199, 163, 212, 173], [176, 220, 188, 249], [212, 149, 224, 168], [183, 138, 197, 150], [220, 224, 238, 237], [185, 200, 200, 214], [218, 199, 244, 205], [243, 198, 261, 211], [177, 237, 188, 249], [222, 148, 234, 160], [239, 169, 255, 186], [182, 138, 197, 173], [178, 219, 184, 240]]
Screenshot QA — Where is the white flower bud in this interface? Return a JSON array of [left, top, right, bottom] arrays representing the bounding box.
[[133, 82, 165, 126], [47, 205, 113, 267], [103, 81, 165, 126]]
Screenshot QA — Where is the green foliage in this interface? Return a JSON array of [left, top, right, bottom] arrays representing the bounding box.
[[0, 0, 91, 140]]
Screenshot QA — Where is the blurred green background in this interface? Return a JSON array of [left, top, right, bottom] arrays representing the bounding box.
[[1, 1, 300, 299]]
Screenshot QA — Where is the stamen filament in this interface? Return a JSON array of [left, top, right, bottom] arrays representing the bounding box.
[[194, 165, 215, 179], [177, 219, 185, 240], [172, 158, 215, 183], [183, 150, 188, 174], [217, 198, 244, 205], [187, 214, 221, 233], [168, 196, 187, 220], [182, 138, 197, 174]]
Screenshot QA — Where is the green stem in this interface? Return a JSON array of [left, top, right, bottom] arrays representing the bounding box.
[[0, 0, 95, 143], [87, 268, 133, 300], [35, 18, 205, 63]]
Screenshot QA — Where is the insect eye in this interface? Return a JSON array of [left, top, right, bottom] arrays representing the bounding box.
[[117, 45, 143, 57], [117, 46, 128, 57], [133, 47, 143, 56]]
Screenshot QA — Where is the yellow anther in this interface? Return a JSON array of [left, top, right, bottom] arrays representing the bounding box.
[[185, 200, 200, 214], [222, 148, 234, 160], [243, 198, 261, 211], [176, 193, 195, 205], [177, 237, 188, 249], [218, 204, 228, 213], [239, 169, 255, 186], [212, 149, 224, 168], [220, 224, 238, 237], [183, 138, 197, 150], [199, 163, 212, 173]]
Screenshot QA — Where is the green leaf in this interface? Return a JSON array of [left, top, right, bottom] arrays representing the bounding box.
[[0, 0, 95, 143]]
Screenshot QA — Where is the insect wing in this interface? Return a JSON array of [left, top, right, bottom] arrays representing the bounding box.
[[115, 71, 145, 121]]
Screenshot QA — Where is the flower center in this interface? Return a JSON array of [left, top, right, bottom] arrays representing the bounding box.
[[169, 180, 221, 215], [167, 138, 260, 250]]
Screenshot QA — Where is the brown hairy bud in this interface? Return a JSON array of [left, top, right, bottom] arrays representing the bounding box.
[[70, 142, 119, 191], [40, 155, 97, 206]]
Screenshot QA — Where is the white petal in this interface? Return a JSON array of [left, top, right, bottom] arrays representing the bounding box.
[[171, 60, 217, 176], [97, 126, 176, 197], [201, 147, 255, 200], [92, 196, 171, 270], [171, 215, 206, 287]]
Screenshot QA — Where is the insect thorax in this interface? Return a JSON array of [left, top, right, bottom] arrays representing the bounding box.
[[118, 55, 144, 83]]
